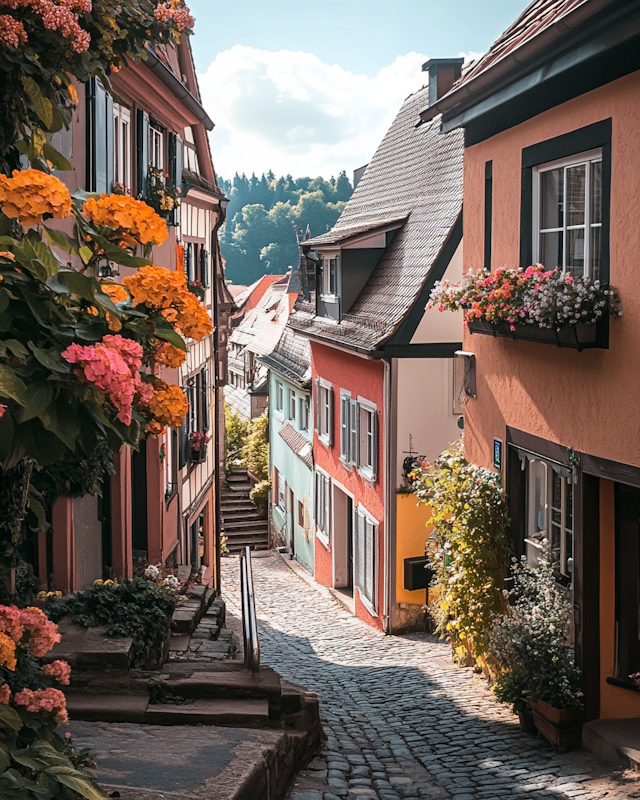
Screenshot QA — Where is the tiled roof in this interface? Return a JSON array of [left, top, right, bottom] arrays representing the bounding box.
[[289, 84, 464, 353], [278, 422, 313, 470], [258, 326, 311, 387], [304, 216, 407, 248], [229, 277, 295, 358], [450, 0, 590, 93]]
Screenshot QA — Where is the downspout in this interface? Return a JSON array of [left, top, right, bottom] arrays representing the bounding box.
[[382, 358, 392, 633]]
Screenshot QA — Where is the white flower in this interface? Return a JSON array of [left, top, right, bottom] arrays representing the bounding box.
[[144, 565, 160, 580]]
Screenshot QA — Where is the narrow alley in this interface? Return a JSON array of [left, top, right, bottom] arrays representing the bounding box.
[[223, 555, 639, 800]]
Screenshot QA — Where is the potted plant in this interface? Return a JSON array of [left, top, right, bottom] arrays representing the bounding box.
[[189, 431, 210, 463], [145, 165, 181, 217], [489, 557, 584, 751], [188, 278, 205, 300]]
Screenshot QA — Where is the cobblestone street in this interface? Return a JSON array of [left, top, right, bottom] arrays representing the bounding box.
[[222, 554, 640, 800]]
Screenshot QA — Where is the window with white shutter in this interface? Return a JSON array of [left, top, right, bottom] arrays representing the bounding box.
[[356, 398, 378, 482], [314, 471, 331, 542], [354, 505, 377, 610], [340, 391, 349, 461], [349, 400, 359, 467], [317, 379, 333, 447]]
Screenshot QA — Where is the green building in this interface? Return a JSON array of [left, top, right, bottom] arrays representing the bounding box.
[[259, 327, 314, 574]]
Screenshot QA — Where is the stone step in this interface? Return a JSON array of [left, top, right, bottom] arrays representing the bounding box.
[[222, 519, 269, 531], [164, 669, 281, 703], [221, 503, 259, 514], [224, 536, 269, 549], [145, 698, 269, 728], [66, 692, 149, 723], [222, 488, 252, 497], [226, 542, 269, 554]]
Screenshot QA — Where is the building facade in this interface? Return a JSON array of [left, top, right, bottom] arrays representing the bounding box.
[[426, 0, 640, 721]]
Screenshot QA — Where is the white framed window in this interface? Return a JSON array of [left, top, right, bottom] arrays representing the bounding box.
[[354, 505, 377, 611], [533, 149, 602, 278], [273, 467, 285, 510], [113, 103, 131, 190], [150, 123, 164, 170], [299, 396, 309, 431], [339, 392, 377, 479], [183, 126, 200, 173], [314, 470, 331, 542], [163, 428, 178, 500], [289, 389, 296, 423], [297, 499, 304, 528], [525, 458, 573, 582], [319, 255, 339, 296], [315, 379, 333, 446], [275, 381, 284, 413]]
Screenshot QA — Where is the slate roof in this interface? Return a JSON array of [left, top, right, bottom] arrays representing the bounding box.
[[288, 84, 464, 353], [258, 326, 311, 388], [278, 422, 313, 470], [229, 275, 294, 357]]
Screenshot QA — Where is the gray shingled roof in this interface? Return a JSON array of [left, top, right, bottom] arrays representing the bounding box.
[[257, 326, 311, 388], [289, 85, 463, 353], [278, 422, 313, 470]]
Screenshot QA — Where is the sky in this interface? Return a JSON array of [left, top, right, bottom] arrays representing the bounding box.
[[191, 0, 527, 181]]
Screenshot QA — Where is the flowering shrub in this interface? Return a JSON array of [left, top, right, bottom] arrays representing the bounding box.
[[429, 265, 621, 331], [0, 0, 195, 174], [0, 604, 105, 799], [49, 576, 177, 668], [489, 557, 583, 710], [143, 379, 189, 429], [83, 193, 168, 251], [410, 440, 510, 665]]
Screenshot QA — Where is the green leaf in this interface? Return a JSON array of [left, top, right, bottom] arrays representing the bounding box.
[[40, 400, 79, 451], [79, 246, 93, 265], [22, 77, 53, 129], [46, 269, 95, 301], [42, 225, 79, 256], [43, 142, 71, 172], [153, 317, 186, 351], [1, 339, 29, 359], [0, 290, 9, 316], [90, 233, 153, 268], [0, 212, 12, 236], [17, 420, 67, 465], [0, 364, 28, 406], [0, 409, 15, 465], [47, 769, 109, 800], [0, 704, 22, 732], [28, 343, 70, 374], [0, 741, 10, 772], [16, 382, 53, 423]]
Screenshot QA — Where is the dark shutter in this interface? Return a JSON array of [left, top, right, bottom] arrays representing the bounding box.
[[87, 79, 113, 194], [179, 404, 189, 469], [200, 248, 209, 287], [202, 367, 209, 432], [136, 109, 150, 197], [184, 243, 191, 280], [168, 132, 182, 227]]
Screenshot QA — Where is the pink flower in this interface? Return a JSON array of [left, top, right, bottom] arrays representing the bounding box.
[[13, 687, 68, 723], [42, 659, 71, 685], [0, 684, 10, 704], [0, 405, 6, 418]]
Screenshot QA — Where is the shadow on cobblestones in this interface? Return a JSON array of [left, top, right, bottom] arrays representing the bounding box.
[[222, 554, 640, 800]]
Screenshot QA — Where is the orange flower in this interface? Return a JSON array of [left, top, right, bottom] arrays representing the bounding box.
[[83, 195, 168, 248], [0, 169, 72, 227], [123, 265, 187, 309], [143, 379, 188, 428], [0, 684, 10, 704], [67, 83, 78, 107], [174, 291, 213, 340], [0, 632, 16, 671], [153, 340, 186, 368], [100, 282, 129, 304], [146, 420, 166, 437]]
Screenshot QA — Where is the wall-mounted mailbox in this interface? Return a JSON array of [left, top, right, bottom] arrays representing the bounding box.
[[404, 556, 434, 591]]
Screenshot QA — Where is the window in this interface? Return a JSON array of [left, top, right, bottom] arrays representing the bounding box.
[[289, 389, 296, 423], [275, 381, 284, 413], [319, 256, 339, 296], [163, 428, 178, 501], [315, 471, 331, 541], [150, 122, 164, 170], [339, 392, 377, 479], [274, 467, 285, 509], [113, 103, 131, 191], [315, 379, 333, 446], [534, 151, 602, 277], [525, 458, 573, 582], [183, 126, 200, 173], [297, 499, 304, 528], [184, 242, 199, 283], [299, 396, 309, 431], [355, 506, 377, 610], [180, 367, 209, 467]]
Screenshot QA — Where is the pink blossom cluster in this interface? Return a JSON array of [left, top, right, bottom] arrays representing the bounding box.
[[0, 13, 28, 45], [13, 687, 69, 723], [0, 605, 61, 656], [62, 334, 153, 425], [2, 0, 92, 51], [154, 2, 194, 31], [42, 659, 71, 685], [0, 684, 10, 705]]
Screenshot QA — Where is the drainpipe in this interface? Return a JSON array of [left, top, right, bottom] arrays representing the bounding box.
[[382, 358, 392, 634]]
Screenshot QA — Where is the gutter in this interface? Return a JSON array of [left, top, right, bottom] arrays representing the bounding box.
[[382, 359, 392, 634], [146, 49, 214, 131], [420, 0, 616, 124]]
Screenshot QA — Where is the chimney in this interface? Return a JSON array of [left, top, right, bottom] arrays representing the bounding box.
[[421, 58, 464, 105]]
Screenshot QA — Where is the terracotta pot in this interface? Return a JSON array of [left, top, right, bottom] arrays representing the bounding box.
[[530, 699, 583, 752], [518, 708, 537, 734]]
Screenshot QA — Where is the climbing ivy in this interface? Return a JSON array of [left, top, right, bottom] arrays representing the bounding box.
[[411, 440, 511, 666]]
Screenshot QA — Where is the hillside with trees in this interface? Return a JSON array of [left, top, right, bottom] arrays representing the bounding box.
[[219, 172, 353, 285]]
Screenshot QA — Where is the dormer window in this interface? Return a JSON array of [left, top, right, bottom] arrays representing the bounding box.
[[319, 256, 339, 297], [183, 126, 200, 174]]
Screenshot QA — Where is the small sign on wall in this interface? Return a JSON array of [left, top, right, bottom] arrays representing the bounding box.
[[493, 438, 503, 471]]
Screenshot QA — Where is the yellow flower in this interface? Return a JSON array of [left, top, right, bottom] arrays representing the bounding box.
[[0, 632, 16, 671], [83, 195, 168, 248], [0, 169, 72, 227]]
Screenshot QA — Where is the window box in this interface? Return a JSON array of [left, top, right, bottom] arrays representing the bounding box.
[[467, 317, 605, 351], [189, 444, 207, 463]]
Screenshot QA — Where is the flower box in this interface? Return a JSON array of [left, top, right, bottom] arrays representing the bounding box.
[[468, 318, 606, 351], [189, 444, 207, 463], [530, 699, 583, 752]]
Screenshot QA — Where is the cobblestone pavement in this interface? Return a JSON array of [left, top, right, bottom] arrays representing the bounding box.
[[222, 553, 640, 800]]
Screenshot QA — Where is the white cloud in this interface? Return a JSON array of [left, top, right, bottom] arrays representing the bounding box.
[[198, 46, 429, 180]]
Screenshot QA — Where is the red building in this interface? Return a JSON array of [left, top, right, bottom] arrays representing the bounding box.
[[289, 59, 464, 632]]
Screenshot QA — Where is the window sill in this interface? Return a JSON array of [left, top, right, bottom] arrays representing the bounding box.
[[356, 587, 378, 618], [339, 457, 353, 473], [606, 676, 640, 693], [358, 467, 377, 484], [316, 530, 330, 550], [318, 434, 331, 449], [274, 411, 284, 421]]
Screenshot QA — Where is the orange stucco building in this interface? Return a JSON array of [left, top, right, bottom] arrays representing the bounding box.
[[425, 0, 640, 722]]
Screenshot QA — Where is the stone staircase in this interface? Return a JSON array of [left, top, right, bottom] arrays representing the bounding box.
[[222, 468, 269, 553]]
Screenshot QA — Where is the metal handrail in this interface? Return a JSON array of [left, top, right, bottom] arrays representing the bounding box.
[[240, 546, 260, 673]]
